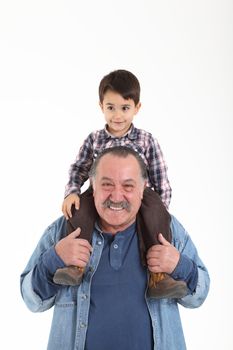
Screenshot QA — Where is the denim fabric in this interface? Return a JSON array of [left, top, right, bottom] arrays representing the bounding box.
[[20, 215, 210, 350]]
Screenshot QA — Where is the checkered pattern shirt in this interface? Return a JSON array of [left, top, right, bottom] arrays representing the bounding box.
[[65, 124, 171, 208]]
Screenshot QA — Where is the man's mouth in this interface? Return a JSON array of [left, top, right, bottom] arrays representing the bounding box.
[[102, 199, 130, 211]]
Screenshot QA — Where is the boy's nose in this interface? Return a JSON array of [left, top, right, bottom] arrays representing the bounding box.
[[113, 109, 122, 119]]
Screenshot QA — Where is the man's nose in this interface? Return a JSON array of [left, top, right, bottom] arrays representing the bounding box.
[[110, 186, 125, 201]]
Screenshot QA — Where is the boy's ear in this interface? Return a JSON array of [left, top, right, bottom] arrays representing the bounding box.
[[99, 101, 104, 112], [135, 102, 141, 114]]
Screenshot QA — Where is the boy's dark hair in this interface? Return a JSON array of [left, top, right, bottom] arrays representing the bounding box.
[[99, 69, 140, 105]]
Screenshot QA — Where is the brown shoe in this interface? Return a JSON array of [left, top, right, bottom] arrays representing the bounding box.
[[148, 273, 188, 299], [53, 266, 84, 286]]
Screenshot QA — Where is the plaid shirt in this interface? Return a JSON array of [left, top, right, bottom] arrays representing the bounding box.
[[65, 124, 172, 208]]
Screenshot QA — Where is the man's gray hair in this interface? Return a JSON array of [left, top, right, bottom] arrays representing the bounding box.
[[89, 146, 148, 181]]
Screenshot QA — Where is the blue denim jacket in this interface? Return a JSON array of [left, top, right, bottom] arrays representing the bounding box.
[[20, 215, 210, 350]]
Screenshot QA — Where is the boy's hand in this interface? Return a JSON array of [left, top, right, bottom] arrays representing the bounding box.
[[62, 193, 80, 220]]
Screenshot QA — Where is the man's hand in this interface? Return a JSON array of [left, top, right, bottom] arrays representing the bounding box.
[[62, 193, 80, 220], [55, 228, 92, 268], [146, 233, 180, 274]]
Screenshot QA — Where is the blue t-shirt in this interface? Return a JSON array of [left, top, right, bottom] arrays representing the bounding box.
[[84, 223, 153, 350]]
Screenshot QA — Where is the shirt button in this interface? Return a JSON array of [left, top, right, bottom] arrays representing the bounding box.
[[80, 322, 86, 328], [113, 244, 118, 249], [97, 240, 102, 245]]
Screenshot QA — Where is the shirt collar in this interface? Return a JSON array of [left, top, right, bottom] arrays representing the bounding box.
[[94, 220, 136, 238], [103, 123, 137, 140]]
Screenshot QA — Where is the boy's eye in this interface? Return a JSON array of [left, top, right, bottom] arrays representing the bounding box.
[[122, 106, 130, 111], [107, 106, 114, 111]]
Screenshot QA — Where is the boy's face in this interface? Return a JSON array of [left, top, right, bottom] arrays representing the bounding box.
[[99, 90, 141, 137]]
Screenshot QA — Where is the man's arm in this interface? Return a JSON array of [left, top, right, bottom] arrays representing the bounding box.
[[147, 233, 198, 294], [171, 216, 210, 307], [147, 215, 210, 307], [20, 217, 66, 312], [20, 217, 92, 312]]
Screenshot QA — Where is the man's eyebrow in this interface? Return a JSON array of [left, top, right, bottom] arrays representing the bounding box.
[[123, 179, 136, 184], [100, 177, 136, 184], [100, 176, 113, 181]]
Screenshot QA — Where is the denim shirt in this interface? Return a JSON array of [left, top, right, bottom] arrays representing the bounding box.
[[20, 215, 210, 350]]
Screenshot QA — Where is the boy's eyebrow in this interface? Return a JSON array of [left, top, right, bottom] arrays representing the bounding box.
[[106, 102, 131, 107]]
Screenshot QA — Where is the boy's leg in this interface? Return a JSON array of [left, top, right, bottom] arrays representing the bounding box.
[[53, 187, 98, 286], [136, 188, 187, 299], [137, 187, 172, 247], [67, 186, 98, 239]]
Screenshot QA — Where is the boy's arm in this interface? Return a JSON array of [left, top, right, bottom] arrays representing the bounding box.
[[65, 133, 94, 198], [146, 136, 172, 209]]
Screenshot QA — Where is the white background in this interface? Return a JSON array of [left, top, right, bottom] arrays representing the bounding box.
[[0, 0, 232, 349]]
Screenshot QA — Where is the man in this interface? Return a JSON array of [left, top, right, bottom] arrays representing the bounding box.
[[20, 146, 210, 350]]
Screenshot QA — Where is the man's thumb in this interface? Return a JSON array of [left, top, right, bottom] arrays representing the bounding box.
[[69, 227, 81, 238], [158, 233, 170, 246]]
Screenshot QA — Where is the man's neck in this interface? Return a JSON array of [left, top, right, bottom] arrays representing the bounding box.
[[98, 218, 136, 235]]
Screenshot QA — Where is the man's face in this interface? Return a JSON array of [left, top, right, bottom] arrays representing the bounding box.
[[92, 153, 146, 234], [99, 90, 141, 137]]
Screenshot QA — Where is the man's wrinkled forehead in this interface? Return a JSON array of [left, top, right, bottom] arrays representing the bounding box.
[[94, 154, 142, 182], [97, 153, 138, 171]]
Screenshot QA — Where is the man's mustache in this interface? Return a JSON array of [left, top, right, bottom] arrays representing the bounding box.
[[102, 199, 130, 211]]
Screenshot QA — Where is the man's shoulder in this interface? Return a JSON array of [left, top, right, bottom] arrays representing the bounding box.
[[170, 215, 189, 245], [44, 216, 67, 242]]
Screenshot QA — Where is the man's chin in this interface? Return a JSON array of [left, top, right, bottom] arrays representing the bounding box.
[[100, 213, 135, 233]]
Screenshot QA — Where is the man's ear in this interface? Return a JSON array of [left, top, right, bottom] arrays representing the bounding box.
[[141, 182, 147, 199], [90, 179, 95, 193]]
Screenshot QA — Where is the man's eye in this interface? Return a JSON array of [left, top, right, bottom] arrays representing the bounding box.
[[122, 106, 130, 111], [124, 184, 134, 191], [107, 106, 114, 111], [102, 183, 113, 188]]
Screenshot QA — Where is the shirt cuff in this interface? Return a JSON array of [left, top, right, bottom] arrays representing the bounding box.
[[170, 254, 198, 293], [42, 246, 66, 275]]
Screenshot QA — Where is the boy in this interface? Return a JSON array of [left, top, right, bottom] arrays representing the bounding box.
[[54, 69, 186, 298]]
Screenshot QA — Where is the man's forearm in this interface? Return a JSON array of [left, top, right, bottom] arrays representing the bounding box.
[[32, 247, 65, 299], [170, 254, 198, 293]]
